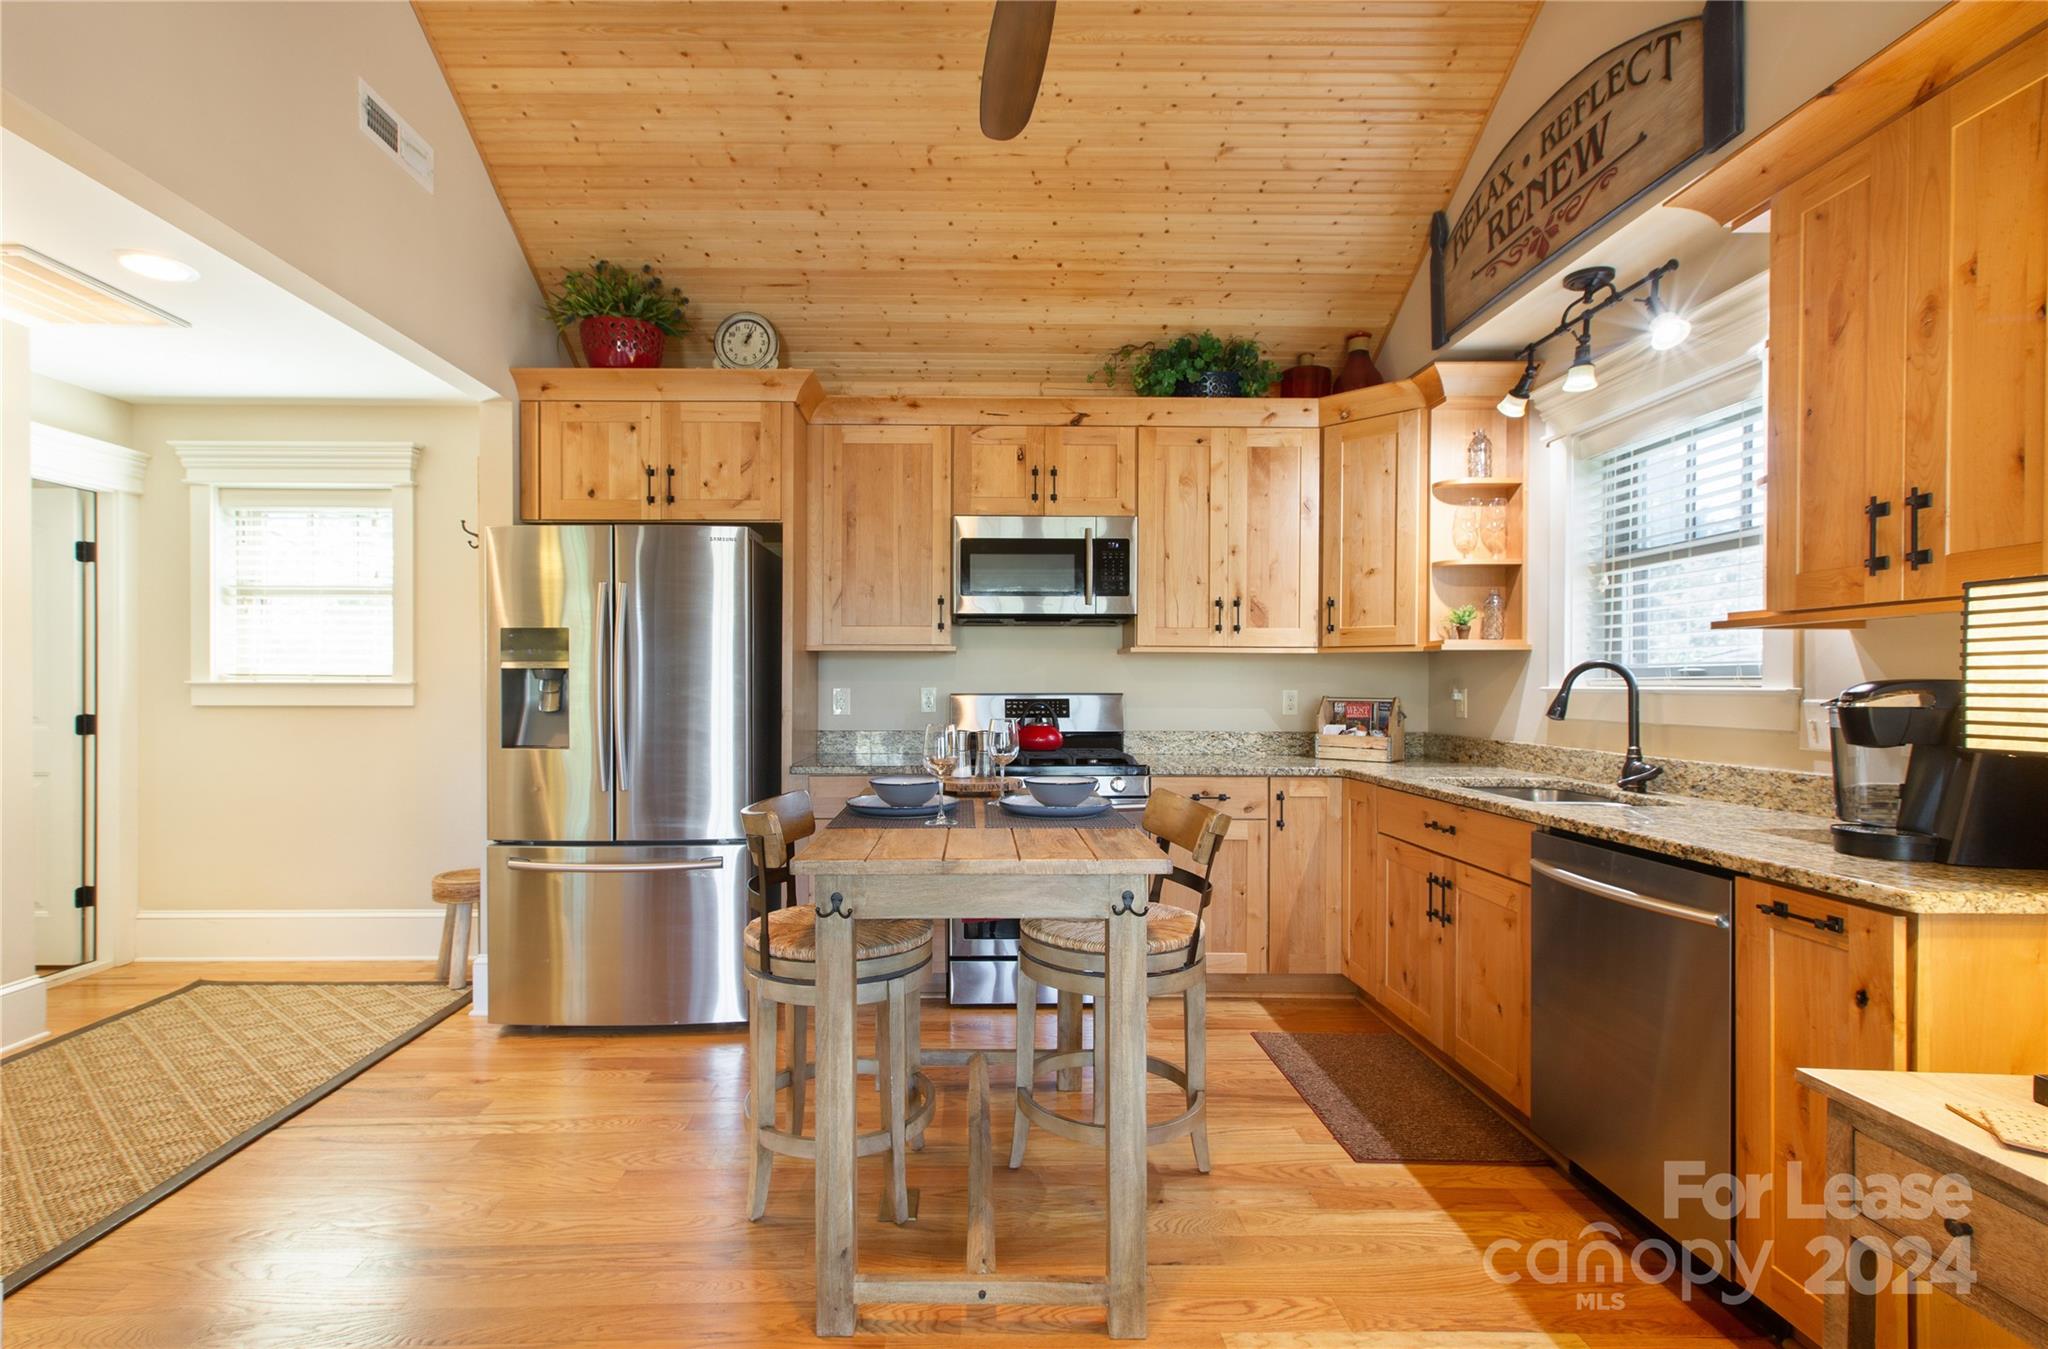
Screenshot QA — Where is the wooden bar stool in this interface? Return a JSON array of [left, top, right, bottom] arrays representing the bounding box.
[[1009, 790, 1229, 1173], [431, 868, 480, 990], [741, 792, 936, 1225]]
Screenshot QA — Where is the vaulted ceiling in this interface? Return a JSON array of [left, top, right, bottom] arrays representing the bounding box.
[[417, 1, 1538, 392]]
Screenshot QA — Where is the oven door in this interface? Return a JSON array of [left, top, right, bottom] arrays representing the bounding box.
[[954, 516, 1134, 621]]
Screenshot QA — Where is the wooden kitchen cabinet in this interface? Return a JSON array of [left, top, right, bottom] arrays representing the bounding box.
[[1341, 780, 1377, 993], [535, 401, 661, 520], [954, 424, 1136, 516], [1266, 777, 1342, 974], [1373, 836, 1448, 1044], [1157, 775, 1267, 974], [1443, 861, 1529, 1113], [1133, 426, 1319, 649], [808, 425, 953, 649], [659, 401, 781, 520], [1321, 409, 1423, 647], [1762, 27, 2047, 614]]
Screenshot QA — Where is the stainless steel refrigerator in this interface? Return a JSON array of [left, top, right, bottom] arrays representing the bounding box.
[[484, 524, 779, 1026]]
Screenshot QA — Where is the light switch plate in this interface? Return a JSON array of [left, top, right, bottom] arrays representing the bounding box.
[[1451, 686, 1469, 719], [920, 687, 938, 714], [1801, 699, 1831, 751], [831, 687, 851, 717]]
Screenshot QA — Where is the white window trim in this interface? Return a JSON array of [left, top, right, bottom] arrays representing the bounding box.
[[173, 441, 417, 707]]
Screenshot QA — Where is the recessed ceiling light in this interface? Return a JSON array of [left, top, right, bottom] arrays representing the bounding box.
[[115, 250, 199, 283]]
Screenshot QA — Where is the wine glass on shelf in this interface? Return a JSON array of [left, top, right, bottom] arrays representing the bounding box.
[[922, 723, 959, 827], [1480, 497, 1510, 558], [986, 717, 1019, 796], [1451, 504, 1479, 559]]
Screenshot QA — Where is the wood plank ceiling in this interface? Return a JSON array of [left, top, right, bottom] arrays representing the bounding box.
[[417, 1, 1539, 393]]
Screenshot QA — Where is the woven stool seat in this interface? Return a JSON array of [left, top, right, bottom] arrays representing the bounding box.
[[1022, 905, 1200, 956], [430, 868, 480, 904], [744, 909, 932, 963]]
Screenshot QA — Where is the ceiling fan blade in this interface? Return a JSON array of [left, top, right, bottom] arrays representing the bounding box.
[[979, 0, 1055, 141]]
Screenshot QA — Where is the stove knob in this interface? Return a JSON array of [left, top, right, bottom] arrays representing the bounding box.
[[1108, 777, 1127, 794]]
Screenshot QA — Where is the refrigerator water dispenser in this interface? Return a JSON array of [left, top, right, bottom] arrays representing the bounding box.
[[499, 627, 571, 749]]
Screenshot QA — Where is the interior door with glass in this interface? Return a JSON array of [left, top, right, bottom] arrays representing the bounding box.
[[30, 482, 95, 970]]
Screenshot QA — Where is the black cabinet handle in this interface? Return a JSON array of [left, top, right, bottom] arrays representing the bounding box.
[[1425, 874, 1442, 924], [1439, 879, 1454, 926], [664, 465, 676, 506], [1274, 789, 1286, 831], [1048, 465, 1058, 503], [1905, 487, 1933, 568], [937, 597, 947, 633], [1232, 596, 1242, 634], [1423, 818, 1458, 837], [1864, 496, 1892, 576], [1326, 596, 1336, 634], [644, 464, 657, 506], [1030, 464, 1040, 503], [1214, 598, 1224, 633], [1754, 899, 1845, 935], [1189, 790, 1231, 803]]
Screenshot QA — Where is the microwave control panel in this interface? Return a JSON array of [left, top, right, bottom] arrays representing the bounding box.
[[1092, 537, 1132, 597]]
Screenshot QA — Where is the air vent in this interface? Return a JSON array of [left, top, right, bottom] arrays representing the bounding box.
[[358, 79, 434, 193]]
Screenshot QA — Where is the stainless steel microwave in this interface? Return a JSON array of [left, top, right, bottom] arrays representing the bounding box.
[[952, 515, 1136, 622]]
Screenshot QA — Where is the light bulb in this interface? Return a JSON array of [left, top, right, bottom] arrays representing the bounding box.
[[1649, 308, 1692, 351], [1562, 363, 1598, 393], [116, 250, 199, 283], [1497, 391, 1528, 419]]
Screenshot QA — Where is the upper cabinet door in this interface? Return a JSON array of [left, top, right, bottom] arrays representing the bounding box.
[[1766, 121, 1911, 611], [1135, 428, 1226, 646], [660, 401, 780, 521], [1226, 427, 1321, 648], [537, 401, 661, 520], [812, 425, 953, 648], [1044, 426, 1137, 515], [1901, 32, 2048, 598], [1321, 410, 1420, 647], [953, 425, 1046, 514]]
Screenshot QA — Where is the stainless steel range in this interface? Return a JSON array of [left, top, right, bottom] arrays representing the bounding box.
[[944, 692, 1150, 1005]]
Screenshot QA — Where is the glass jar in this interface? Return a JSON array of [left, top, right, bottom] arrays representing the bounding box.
[[1451, 504, 1478, 558], [1480, 497, 1510, 557], [1465, 428, 1492, 478], [1481, 588, 1505, 641]]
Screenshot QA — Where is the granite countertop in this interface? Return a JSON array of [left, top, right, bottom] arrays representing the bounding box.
[[793, 755, 2048, 917]]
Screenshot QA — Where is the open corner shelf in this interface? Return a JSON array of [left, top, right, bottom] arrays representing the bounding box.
[[1432, 556, 1524, 569], [1424, 638, 1532, 653], [1430, 476, 1524, 501]]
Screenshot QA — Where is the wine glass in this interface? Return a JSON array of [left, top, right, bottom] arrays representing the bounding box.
[[1451, 504, 1479, 558], [922, 723, 959, 826], [986, 717, 1019, 795], [1481, 497, 1510, 558]]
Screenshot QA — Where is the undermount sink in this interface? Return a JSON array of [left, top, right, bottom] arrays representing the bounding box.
[[1466, 784, 1660, 806]]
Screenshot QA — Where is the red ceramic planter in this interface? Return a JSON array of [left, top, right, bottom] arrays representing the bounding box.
[[579, 316, 666, 368]]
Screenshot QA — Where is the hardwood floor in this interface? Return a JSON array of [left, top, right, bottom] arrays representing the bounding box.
[[4, 963, 1770, 1348]]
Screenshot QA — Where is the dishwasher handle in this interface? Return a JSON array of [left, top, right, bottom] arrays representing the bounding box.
[[507, 858, 726, 874], [1531, 858, 1729, 929]]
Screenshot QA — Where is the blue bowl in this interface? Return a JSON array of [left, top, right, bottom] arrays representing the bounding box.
[[1021, 777, 1094, 807], [870, 776, 941, 807]]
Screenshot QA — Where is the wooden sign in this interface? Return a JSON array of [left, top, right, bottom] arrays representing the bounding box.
[[1429, 2, 1743, 346]]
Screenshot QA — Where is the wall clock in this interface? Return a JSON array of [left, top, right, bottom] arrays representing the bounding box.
[[712, 311, 781, 369]]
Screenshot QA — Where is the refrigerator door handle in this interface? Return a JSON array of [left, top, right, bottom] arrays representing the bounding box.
[[595, 580, 614, 793], [506, 857, 726, 874], [613, 581, 632, 790]]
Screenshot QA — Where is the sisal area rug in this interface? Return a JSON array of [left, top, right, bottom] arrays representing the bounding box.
[[2, 981, 469, 1292], [1255, 1029, 1549, 1165]]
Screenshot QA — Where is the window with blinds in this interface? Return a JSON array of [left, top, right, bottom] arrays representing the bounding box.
[[214, 489, 396, 679], [1573, 401, 1766, 681]]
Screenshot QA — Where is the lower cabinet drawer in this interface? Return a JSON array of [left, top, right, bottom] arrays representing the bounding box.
[[1373, 787, 1530, 882], [1155, 776, 1267, 821], [1853, 1135, 2048, 1327]]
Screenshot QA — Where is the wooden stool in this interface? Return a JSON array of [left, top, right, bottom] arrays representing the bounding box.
[[431, 868, 480, 990], [741, 792, 935, 1225], [1009, 790, 1228, 1173]]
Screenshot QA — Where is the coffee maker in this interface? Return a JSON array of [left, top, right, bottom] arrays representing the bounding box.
[[1830, 678, 2048, 867]]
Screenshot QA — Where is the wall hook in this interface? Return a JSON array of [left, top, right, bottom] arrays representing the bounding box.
[[460, 519, 480, 549]]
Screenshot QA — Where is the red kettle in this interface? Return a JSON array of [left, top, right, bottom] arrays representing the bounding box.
[[1018, 717, 1064, 752]]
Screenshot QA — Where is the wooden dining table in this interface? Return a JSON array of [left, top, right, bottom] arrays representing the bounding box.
[[790, 803, 1173, 1339]]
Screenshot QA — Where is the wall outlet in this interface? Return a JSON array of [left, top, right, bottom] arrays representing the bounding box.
[[1281, 689, 1299, 716], [1451, 686, 1469, 719], [920, 687, 938, 714], [1800, 699, 1831, 752], [831, 687, 851, 717]]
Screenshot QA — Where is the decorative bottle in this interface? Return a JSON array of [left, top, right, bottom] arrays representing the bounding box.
[[1465, 428, 1492, 478], [1480, 588, 1505, 642]]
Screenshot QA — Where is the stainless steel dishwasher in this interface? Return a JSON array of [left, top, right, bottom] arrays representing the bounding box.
[[1531, 832, 1735, 1262]]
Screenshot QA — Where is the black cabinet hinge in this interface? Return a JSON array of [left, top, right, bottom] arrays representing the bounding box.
[[74, 713, 97, 736], [74, 540, 97, 563], [74, 885, 96, 909]]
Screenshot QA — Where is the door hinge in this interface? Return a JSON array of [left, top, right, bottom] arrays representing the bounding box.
[[74, 884, 96, 909], [74, 540, 97, 563], [74, 713, 97, 736]]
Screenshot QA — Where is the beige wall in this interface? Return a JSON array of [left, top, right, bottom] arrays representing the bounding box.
[[31, 375, 134, 446], [818, 626, 1432, 734], [0, 0, 553, 398], [2, 324, 38, 1012], [128, 402, 484, 912]]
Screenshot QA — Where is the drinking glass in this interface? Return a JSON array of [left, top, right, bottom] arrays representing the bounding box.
[[986, 717, 1019, 794], [1451, 504, 1479, 558], [1480, 497, 1510, 558], [922, 723, 959, 826]]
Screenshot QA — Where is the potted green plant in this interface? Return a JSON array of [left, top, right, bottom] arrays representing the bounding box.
[[1092, 330, 1280, 397], [544, 260, 689, 368], [1447, 604, 1478, 640]]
